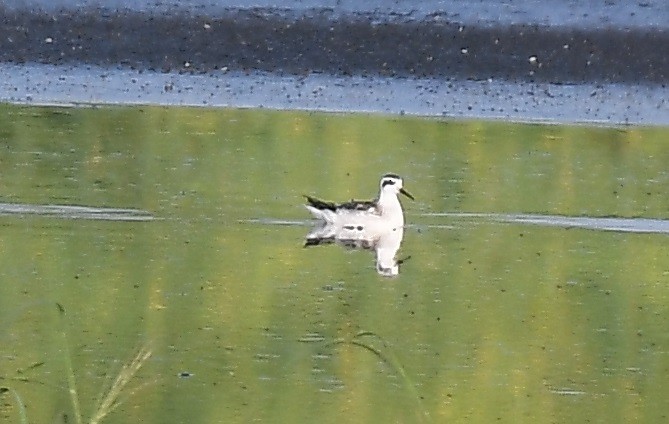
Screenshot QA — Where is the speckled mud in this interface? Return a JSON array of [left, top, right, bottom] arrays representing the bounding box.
[[1, 1, 667, 125], [3, 63, 667, 125]]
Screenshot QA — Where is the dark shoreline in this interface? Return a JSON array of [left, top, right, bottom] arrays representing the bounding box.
[[2, 6, 668, 85], [1, 2, 667, 125]]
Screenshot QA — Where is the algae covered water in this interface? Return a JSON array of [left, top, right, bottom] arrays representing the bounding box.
[[1, 104, 668, 423]]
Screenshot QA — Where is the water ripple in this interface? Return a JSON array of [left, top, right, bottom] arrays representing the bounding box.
[[423, 213, 669, 234], [0, 202, 155, 221]]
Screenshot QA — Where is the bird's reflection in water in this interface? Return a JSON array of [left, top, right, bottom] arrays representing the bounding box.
[[305, 223, 408, 277]]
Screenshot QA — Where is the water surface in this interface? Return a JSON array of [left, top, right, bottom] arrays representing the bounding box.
[[1, 104, 668, 423]]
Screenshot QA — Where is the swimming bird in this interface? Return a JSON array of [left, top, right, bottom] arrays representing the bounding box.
[[304, 174, 413, 276], [304, 173, 413, 238]]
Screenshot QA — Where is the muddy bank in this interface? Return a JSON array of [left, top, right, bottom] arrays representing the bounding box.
[[1, 3, 667, 84], [0, 1, 667, 124]]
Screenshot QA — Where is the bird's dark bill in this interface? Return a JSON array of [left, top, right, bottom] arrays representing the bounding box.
[[400, 188, 414, 200]]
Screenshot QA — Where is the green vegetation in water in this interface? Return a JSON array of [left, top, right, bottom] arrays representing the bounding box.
[[88, 344, 152, 424], [56, 303, 152, 424], [328, 331, 431, 423], [0, 103, 668, 423], [0, 386, 28, 424], [0, 302, 151, 424]]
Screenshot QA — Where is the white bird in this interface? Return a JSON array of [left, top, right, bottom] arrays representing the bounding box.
[[304, 173, 414, 235], [303, 174, 413, 276]]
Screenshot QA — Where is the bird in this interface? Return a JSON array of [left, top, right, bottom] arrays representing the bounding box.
[[303, 174, 413, 276], [304, 173, 413, 241]]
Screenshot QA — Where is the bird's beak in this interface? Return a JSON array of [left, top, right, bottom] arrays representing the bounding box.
[[400, 188, 414, 200]]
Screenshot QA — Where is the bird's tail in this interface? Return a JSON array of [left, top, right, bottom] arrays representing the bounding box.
[[304, 195, 337, 224], [304, 204, 336, 223]]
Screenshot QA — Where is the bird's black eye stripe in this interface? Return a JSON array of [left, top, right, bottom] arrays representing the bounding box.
[[382, 179, 396, 187]]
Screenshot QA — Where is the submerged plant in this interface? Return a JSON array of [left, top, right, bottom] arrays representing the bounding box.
[[0, 386, 29, 424], [316, 330, 432, 423], [57, 303, 152, 424], [88, 345, 153, 424]]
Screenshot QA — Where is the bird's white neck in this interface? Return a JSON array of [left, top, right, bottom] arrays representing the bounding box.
[[377, 191, 405, 224]]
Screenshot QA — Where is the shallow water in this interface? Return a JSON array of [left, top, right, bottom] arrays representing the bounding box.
[[0, 104, 668, 423]]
